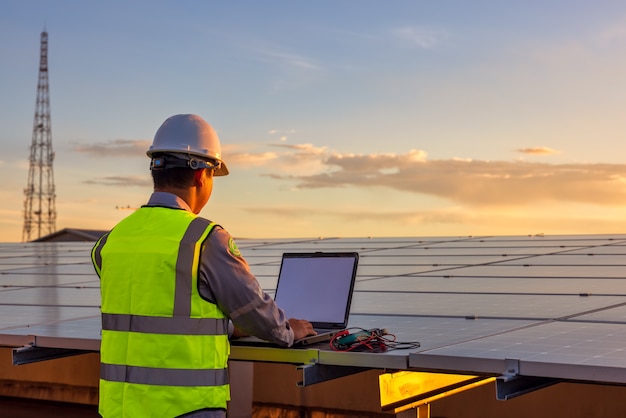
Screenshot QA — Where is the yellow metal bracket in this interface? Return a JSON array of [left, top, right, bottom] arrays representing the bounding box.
[[380, 370, 495, 416]]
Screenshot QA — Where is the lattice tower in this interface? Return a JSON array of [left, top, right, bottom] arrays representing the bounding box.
[[22, 30, 56, 242]]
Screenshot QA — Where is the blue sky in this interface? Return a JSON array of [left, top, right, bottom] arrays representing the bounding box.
[[2, 1, 626, 242]]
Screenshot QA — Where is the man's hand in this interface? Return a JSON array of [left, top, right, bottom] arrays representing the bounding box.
[[288, 318, 317, 340], [231, 326, 249, 339]]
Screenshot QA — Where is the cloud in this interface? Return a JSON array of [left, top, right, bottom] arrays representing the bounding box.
[[271, 143, 327, 154], [298, 157, 626, 207], [231, 143, 626, 208], [391, 25, 449, 49], [239, 203, 626, 238], [261, 147, 426, 180], [516, 147, 559, 155], [595, 19, 626, 46], [263, 49, 321, 71], [247, 42, 325, 91], [224, 143, 328, 175], [244, 206, 470, 225], [267, 128, 295, 142], [267, 143, 329, 175], [83, 175, 151, 188], [222, 144, 280, 168], [72, 139, 151, 157]]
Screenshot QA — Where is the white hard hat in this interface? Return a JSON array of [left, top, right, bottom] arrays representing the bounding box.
[[147, 114, 229, 176]]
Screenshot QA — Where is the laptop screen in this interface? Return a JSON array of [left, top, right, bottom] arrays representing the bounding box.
[[274, 252, 359, 328]]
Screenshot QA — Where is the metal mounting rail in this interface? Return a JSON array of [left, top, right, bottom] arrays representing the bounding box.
[[13, 344, 91, 365], [297, 363, 369, 386]]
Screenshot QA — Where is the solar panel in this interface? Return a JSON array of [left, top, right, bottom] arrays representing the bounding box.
[[2, 235, 626, 388]]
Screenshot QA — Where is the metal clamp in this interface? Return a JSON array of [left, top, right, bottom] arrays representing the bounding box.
[[496, 359, 558, 400]]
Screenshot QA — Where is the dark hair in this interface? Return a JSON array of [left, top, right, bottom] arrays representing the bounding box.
[[151, 167, 196, 189]]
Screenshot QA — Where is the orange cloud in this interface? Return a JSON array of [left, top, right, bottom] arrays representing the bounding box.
[[72, 139, 151, 157], [516, 147, 559, 155], [235, 144, 626, 208], [83, 176, 151, 188]]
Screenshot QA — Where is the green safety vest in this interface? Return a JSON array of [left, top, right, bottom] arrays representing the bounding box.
[[92, 207, 230, 418]]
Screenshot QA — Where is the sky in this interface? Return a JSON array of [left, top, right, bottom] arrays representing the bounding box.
[[2, 1, 626, 242]]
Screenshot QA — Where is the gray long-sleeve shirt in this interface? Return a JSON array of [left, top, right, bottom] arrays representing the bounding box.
[[146, 192, 294, 347]]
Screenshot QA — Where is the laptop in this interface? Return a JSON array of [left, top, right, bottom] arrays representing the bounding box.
[[234, 251, 359, 347]]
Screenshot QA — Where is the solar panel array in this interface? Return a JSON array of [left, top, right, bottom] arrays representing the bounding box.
[[2, 234, 626, 385]]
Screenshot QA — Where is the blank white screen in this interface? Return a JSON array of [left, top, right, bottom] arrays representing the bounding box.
[[274, 255, 356, 324]]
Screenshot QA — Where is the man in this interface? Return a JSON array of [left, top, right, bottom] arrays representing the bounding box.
[[91, 114, 315, 418]]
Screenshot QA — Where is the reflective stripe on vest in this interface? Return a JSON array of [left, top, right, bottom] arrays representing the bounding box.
[[174, 217, 212, 316], [102, 313, 228, 335], [101, 364, 228, 387]]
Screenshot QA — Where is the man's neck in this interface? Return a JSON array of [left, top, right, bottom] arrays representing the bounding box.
[[154, 187, 199, 213]]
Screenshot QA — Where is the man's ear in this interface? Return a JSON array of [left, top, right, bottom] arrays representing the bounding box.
[[193, 169, 205, 186]]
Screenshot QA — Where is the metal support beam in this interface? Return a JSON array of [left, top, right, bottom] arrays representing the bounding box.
[[496, 375, 559, 400], [297, 363, 368, 387], [13, 345, 90, 365], [397, 404, 430, 418]]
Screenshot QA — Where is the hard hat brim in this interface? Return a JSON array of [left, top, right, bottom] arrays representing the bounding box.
[[214, 162, 229, 176]]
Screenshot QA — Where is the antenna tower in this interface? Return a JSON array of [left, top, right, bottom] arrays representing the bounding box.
[[22, 30, 56, 242]]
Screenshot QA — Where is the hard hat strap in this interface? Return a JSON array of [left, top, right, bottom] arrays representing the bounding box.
[[150, 155, 220, 171]]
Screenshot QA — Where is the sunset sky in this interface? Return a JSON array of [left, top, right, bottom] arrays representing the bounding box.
[[2, 1, 626, 242]]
